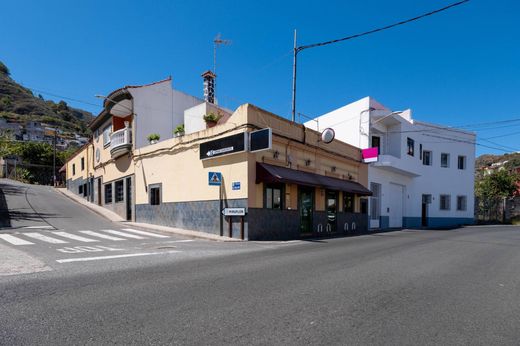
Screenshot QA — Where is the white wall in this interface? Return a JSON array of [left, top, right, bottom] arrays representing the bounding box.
[[184, 102, 232, 135], [129, 80, 203, 148]]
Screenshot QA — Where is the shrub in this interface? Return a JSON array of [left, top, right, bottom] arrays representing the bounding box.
[[174, 124, 185, 135], [147, 133, 160, 142], [203, 113, 221, 123]]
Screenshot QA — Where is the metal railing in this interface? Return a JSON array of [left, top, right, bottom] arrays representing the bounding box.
[[110, 127, 132, 151]]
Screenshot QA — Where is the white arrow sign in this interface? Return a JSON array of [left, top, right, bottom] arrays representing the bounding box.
[[207, 146, 234, 157], [221, 208, 246, 216]]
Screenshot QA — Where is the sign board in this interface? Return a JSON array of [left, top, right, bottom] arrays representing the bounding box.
[[232, 182, 241, 190], [362, 147, 379, 163], [249, 128, 272, 153], [200, 132, 247, 160], [221, 208, 246, 216], [208, 172, 222, 186]]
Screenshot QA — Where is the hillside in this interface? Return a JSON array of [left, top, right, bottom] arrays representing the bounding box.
[[475, 152, 520, 170], [0, 61, 93, 135]]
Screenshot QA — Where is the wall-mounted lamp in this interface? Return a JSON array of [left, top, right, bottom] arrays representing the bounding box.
[[305, 159, 311, 166], [331, 166, 336, 172], [273, 150, 280, 159]]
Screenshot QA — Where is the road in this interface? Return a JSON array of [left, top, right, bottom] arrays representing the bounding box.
[[1, 179, 520, 345]]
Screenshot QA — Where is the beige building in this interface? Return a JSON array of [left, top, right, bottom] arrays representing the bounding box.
[[65, 76, 371, 240]]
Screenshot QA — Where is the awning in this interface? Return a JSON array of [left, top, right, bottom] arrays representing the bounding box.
[[256, 163, 372, 196]]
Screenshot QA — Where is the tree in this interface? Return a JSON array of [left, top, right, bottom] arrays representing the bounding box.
[[476, 169, 520, 199]]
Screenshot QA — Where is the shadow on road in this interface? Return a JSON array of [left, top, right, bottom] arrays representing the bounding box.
[[0, 182, 60, 228]]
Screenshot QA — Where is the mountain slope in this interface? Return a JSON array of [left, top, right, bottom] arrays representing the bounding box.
[[0, 61, 93, 135]]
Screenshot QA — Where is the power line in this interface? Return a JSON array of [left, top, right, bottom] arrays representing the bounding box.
[[297, 0, 471, 52]]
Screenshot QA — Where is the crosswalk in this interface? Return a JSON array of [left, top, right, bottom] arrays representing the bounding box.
[[0, 228, 170, 246]]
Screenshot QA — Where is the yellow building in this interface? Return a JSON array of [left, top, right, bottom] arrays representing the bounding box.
[[65, 78, 371, 240]]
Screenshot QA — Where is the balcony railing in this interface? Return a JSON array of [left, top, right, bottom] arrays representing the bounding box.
[[109, 127, 132, 158]]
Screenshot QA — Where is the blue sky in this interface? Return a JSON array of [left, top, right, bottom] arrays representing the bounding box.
[[2, 0, 519, 156]]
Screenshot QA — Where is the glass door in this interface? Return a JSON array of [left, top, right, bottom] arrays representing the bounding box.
[[326, 190, 338, 232], [299, 187, 314, 234]]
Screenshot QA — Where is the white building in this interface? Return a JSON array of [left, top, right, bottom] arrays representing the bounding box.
[[306, 97, 475, 229]]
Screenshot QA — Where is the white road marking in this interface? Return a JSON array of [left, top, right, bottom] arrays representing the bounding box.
[[0, 234, 35, 245], [120, 228, 169, 238], [56, 250, 179, 263], [51, 232, 99, 243], [79, 231, 125, 241], [24, 232, 68, 244], [22, 225, 54, 229], [100, 229, 145, 239], [167, 239, 194, 243]]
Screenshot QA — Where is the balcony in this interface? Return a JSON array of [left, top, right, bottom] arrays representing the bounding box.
[[110, 127, 132, 159], [372, 154, 421, 177]]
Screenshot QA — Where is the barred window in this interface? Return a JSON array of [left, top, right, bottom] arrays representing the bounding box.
[[457, 196, 467, 211], [115, 180, 124, 202], [440, 194, 451, 210], [104, 183, 112, 204], [441, 153, 450, 168]]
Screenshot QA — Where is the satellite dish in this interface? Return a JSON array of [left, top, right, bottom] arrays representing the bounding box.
[[321, 128, 335, 144]]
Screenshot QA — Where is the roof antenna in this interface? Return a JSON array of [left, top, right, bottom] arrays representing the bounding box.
[[213, 33, 231, 103]]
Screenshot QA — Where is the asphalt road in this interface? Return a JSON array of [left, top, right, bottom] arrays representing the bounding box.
[[1, 180, 520, 345]]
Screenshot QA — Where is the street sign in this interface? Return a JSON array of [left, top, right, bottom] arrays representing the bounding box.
[[232, 182, 241, 190], [200, 132, 247, 160], [221, 208, 246, 216], [208, 172, 222, 186], [249, 128, 272, 153]]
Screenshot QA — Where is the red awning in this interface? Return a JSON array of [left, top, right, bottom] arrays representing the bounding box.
[[256, 163, 372, 196]]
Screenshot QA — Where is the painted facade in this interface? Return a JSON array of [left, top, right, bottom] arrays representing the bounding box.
[[305, 97, 475, 229]]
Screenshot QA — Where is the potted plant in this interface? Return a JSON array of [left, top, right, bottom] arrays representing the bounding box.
[[147, 133, 160, 144], [174, 124, 185, 137], [203, 113, 221, 128]]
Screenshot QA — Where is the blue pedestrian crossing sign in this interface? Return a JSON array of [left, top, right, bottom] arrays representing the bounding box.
[[208, 172, 222, 186]]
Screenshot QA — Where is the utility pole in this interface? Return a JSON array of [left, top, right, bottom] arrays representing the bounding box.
[[291, 29, 298, 123], [53, 127, 56, 187]]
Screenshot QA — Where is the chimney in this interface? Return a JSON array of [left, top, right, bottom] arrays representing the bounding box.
[[202, 70, 216, 104]]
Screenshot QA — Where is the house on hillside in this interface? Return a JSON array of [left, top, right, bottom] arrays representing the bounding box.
[[305, 97, 476, 229]]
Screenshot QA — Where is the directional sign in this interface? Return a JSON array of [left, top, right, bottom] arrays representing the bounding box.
[[232, 182, 241, 190], [208, 172, 222, 186], [221, 208, 246, 216]]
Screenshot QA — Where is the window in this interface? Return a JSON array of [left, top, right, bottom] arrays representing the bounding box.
[[371, 136, 381, 153], [103, 125, 112, 147], [457, 196, 467, 211], [104, 183, 112, 204], [360, 198, 368, 214], [422, 194, 432, 204], [458, 156, 466, 170], [407, 138, 415, 156], [422, 150, 432, 166], [150, 185, 161, 205], [440, 194, 451, 210], [72, 163, 76, 175], [370, 182, 381, 220], [344, 193, 355, 213], [420, 144, 423, 160], [441, 153, 450, 168], [81, 157, 85, 171], [115, 180, 124, 202], [265, 184, 283, 209]]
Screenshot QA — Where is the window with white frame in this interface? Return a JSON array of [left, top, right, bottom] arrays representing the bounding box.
[[370, 182, 381, 220], [149, 184, 161, 205], [440, 194, 451, 210], [458, 155, 466, 170], [103, 125, 112, 147], [422, 150, 432, 166], [441, 153, 450, 168], [407, 138, 415, 156], [457, 195, 467, 211]]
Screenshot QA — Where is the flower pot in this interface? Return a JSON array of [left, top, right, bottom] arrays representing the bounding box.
[[206, 121, 217, 128], [150, 139, 158, 145]]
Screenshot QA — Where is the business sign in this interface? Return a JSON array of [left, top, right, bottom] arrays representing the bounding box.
[[200, 132, 247, 160], [208, 172, 222, 186], [221, 208, 246, 216], [249, 128, 272, 153], [362, 147, 379, 163], [232, 182, 241, 190]]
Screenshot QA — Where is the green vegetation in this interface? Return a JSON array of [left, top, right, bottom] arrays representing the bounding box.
[[174, 124, 184, 135], [203, 113, 221, 123], [0, 61, 93, 136], [147, 133, 160, 142], [476, 169, 520, 199]]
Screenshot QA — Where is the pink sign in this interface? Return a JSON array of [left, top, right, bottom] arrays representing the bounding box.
[[362, 147, 379, 163]]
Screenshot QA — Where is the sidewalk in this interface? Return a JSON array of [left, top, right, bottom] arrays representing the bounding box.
[[56, 188, 242, 242]]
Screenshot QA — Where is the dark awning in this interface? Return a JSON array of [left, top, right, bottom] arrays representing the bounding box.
[[256, 163, 372, 196]]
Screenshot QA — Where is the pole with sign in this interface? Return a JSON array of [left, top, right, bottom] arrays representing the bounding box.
[[208, 172, 223, 236]]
